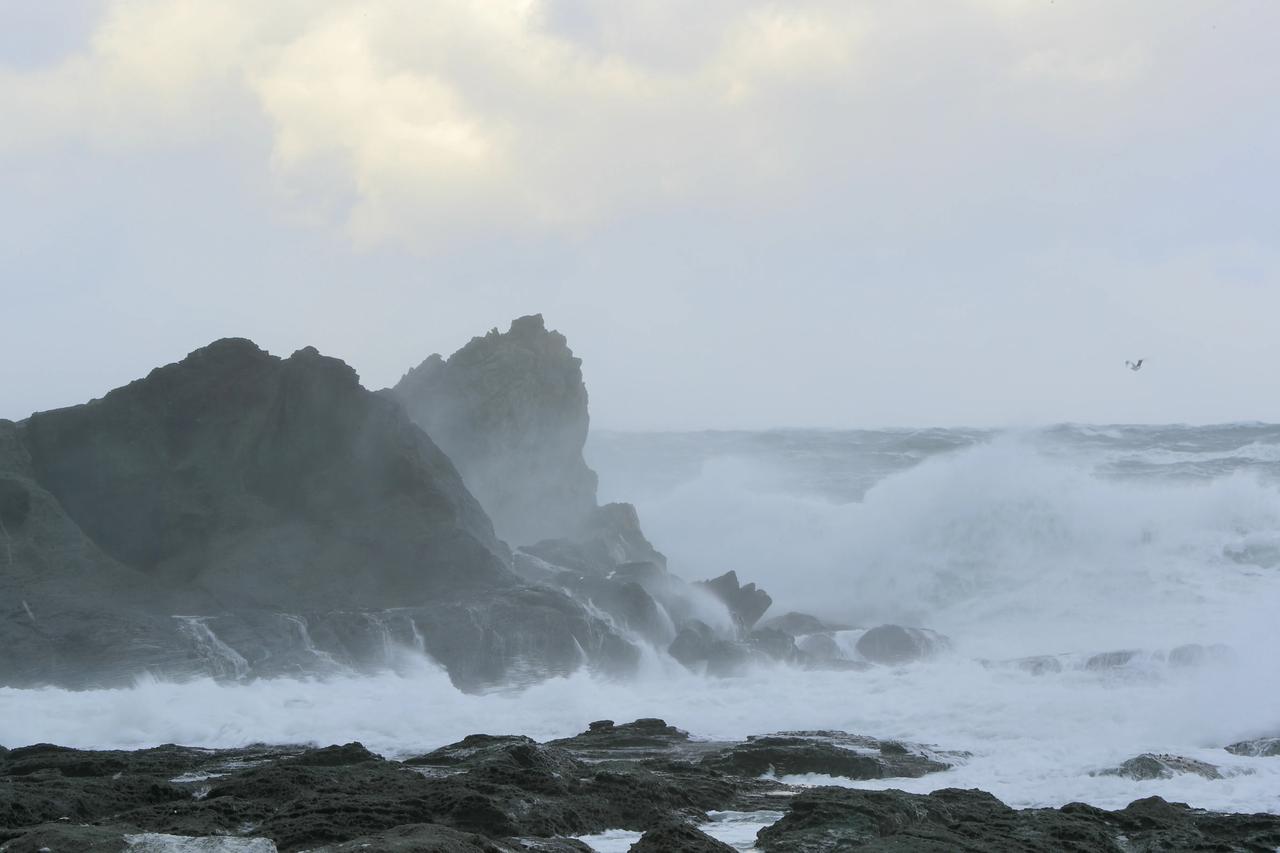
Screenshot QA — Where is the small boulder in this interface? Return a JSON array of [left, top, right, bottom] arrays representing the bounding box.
[[759, 612, 849, 636], [628, 821, 735, 852], [855, 625, 949, 665], [796, 633, 844, 661]]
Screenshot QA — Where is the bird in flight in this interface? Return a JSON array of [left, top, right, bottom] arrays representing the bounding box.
[[1125, 359, 1145, 371]]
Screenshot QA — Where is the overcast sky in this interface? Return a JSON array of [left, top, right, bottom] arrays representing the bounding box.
[[2, 1, 1277, 429]]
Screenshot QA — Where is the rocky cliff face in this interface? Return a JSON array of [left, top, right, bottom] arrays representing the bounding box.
[[389, 315, 599, 547], [0, 339, 638, 689]]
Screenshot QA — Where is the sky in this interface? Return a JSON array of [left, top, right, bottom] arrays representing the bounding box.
[[1, 0, 1277, 430]]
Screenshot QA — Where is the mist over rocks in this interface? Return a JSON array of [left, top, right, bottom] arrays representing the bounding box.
[[0, 338, 651, 689], [389, 314, 599, 548]]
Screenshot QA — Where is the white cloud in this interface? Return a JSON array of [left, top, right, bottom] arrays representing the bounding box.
[[0, 0, 1246, 246]]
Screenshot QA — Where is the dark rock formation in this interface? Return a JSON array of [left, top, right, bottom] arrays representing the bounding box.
[[854, 624, 950, 665], [697, 571, 771, 629], [4, 724, 1279, 853], [20, 339, 508, 608], [702, 733, 953, 780], [755, 787, 1280, 852], [628, 822, 735, 852], [389, 315, 599, 547], [1098, 753, 1223, 781], [1226, 736, 1280, 757], [0, 339, 646, 690]]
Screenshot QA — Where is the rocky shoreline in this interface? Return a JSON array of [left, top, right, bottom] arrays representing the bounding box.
[[3, 719, 1279, 852]]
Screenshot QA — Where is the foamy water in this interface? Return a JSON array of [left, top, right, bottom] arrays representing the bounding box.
[[3, 425, 1280, 816]]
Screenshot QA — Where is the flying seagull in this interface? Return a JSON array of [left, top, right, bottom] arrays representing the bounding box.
[[1125, 359, 1145, 371]]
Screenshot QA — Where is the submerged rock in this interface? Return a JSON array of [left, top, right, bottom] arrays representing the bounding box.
[[1098, 753, 1223, 781], [854, 624, 950, 665], [1167, 642, 1235, 668], [1084, 649, 1141, 670], [1225, 736, 1280, 757]]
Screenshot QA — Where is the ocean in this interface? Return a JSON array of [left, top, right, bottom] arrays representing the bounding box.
[[3, 423, 1279, 825]]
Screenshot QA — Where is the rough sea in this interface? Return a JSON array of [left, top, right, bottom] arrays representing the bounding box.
[[4, 424, 1279, 845]]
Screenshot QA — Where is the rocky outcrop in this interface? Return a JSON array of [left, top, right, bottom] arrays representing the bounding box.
[[754, 787, 1280, 852], [697, 571, 771, 629], [389, 315, 599, 547], [18, 339, 510, 609], [0, 339, 647, 690], [4, 725, 1279, 853]]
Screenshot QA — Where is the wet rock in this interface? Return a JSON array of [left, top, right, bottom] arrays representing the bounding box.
[[758, 612, 849, 636], [549, 719, 692, 760], [1084, 649, 1140, 670], [668, 622, 750, 676], [697, 571, 772, 629], [1225, 736, 1280, 757], [405, 734, 584, 790], [0, 823, 131, 853], [283, 742, 382, 767], [756, 787, 1280, 852], [702, 733, 951, 780], [628, 821, 735, 852], [748, 628, 803, 664], [1098, 753, 1222, 780], [0, 477, 30, 528], [795, 633, 843, 661], [553, 574, 672, 645], [575, 503, 668, 571], [306, 822, 520, 852], [854, 625, 950, 665]]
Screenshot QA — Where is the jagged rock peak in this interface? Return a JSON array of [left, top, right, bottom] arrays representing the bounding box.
[[390, 315, 599, 547]]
